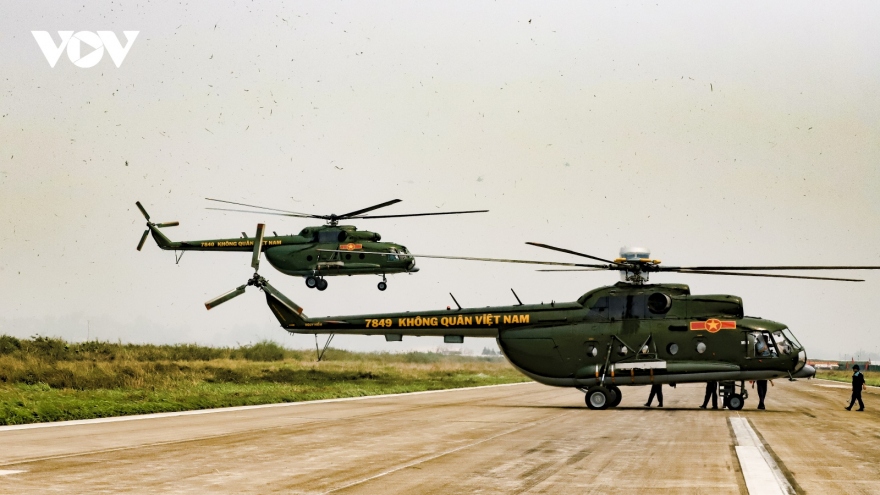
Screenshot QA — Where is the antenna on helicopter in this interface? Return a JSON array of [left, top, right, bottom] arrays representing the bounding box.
[[511, 288, 524, 306], [449, 293, 462, 311]]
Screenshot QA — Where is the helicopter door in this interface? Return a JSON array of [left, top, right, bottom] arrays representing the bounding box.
[[744, 332, 757, 358]]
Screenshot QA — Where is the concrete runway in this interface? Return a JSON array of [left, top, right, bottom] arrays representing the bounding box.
[[0, 379, 877, 494]]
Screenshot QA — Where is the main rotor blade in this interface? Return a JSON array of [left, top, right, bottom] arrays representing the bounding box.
[[155, 221, 179, 228], [317, 249, 608, 268], [349, 210, 489, 219], [205, 198, 323, 218], [205, 285, 247, 310], [661, 268, 864, 282], [661, 265, 880, 271], [251, 223, 265, 271], [525, 242, 620, 265], [536, 268, 608, 272], [337, 199, 402, 219], [136, 230, 149, 251], [135, 201, 150, 221], [206, 207, 319, 220]]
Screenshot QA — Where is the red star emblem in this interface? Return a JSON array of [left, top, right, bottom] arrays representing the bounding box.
[[689, 319, 737, 332]]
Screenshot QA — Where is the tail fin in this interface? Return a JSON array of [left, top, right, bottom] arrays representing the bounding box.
[[149, 225, 177, 249], [263, 282, 309, 327]]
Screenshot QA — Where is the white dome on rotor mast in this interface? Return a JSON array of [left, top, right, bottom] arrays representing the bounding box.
[[618, 246, 652, 283]]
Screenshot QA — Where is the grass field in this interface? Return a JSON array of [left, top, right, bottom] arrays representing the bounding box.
[[815, 370, 880, 387], [0, 335, 528, 425]]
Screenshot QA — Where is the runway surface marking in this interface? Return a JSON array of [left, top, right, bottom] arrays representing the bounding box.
[[730, 417, 793, 495], [0, 470, 26, 477], [0, 382, 529, 433]]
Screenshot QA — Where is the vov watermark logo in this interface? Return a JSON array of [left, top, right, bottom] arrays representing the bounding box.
[[32, 31, 139, 68]]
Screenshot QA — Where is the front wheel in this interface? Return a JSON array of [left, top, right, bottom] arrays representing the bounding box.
[[377, 281, 387, 291], [728, 394, 745, 411], [585, 386, 611, 410]]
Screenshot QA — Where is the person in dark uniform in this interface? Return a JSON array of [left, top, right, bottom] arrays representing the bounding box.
[[699, 381, 718, 409], [645, 383, 663, 407], [845, 364, 867, 411], [751, 379, 773, 410]]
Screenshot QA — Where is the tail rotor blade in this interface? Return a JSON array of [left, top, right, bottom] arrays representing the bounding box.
[[155, 221, 179, 228], [205, 285, 247, 310], [251, 223, 265, 271], [136, 230, 149, 251], [135, 201, 150, 221]]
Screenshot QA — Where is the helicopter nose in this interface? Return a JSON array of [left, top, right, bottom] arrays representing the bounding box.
[[791, 364, 816, 379]]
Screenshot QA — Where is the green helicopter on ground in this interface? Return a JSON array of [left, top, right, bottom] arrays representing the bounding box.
[[204, 231, 880, 409]]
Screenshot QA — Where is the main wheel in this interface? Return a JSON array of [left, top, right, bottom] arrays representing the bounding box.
[[727, 394, 745, 411], [377, 281, 387, 291], [585, 386, 611, 410], [608, 385, 622, 408], [316, 279, 328, 291], [305, 276, 318, 289]]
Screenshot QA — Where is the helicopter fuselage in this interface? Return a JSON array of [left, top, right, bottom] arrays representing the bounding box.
[[148, 224, 418, 277], [265, 282, 814, 389]]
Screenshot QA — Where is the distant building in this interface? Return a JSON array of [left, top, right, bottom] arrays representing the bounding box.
[[809, 360, 839, 370]]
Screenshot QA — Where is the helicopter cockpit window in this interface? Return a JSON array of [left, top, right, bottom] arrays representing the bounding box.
[[587, 296, 609, 318], [318, 230, 342, 243], [751, 331, 778, 358], [781, 328, 802, 350], [608, 295, 655, 319], [770, 330, 794, 355], [387, 248, 399, 261]]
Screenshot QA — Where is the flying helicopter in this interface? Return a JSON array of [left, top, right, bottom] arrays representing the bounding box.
[[134, 199, 486, 291], [203, 230, 880, 410]]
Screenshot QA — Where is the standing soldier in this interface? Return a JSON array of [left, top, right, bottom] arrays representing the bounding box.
[[699, 381, 718, 409], [751, 379, 774, 410], [645, 383, 663, 408], [845, 364, 867, 411]]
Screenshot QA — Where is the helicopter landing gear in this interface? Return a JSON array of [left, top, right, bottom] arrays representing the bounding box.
[[584, 386, 612, 410], [720, 380, 748, 410], [607, 385, 622, 408], [377, 275, 387, 291], [727, 394, 745, 411], [306, 276, 328, 291]]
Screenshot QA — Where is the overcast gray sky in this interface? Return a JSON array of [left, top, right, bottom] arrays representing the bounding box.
[[1, 1, 878, 359]]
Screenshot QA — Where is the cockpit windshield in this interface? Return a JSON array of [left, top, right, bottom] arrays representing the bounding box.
[[770, 330, 794, 355], [779, 328, 802, 351], [387, 248, 399, 261]]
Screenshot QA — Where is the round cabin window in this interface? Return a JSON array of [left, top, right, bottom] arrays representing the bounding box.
[[667, 343, 679, 355], [696, 342, 707, 354]]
